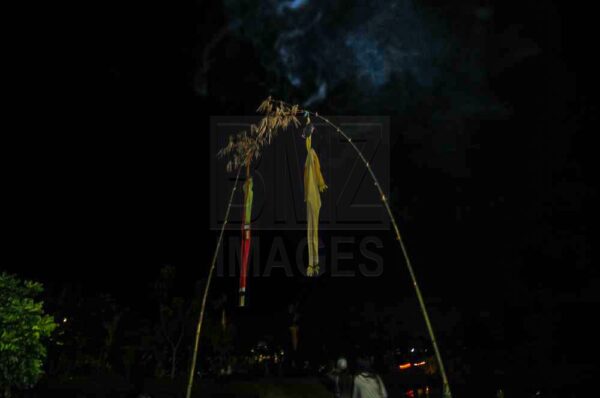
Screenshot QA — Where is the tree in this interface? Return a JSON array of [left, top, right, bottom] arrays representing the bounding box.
[[0, 272, 57, 397], [154, 266, 192, 379], [96, 294, 126, 372]]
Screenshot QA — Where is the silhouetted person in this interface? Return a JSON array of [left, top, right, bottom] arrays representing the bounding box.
[[328, 357, 354, 398], [353, 357, 387, 398]]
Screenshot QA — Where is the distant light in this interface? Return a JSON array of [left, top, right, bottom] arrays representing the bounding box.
[[414, 361, 426, 367], [410, 348, 415, 353], [62, 317, 68, 323], [399, 362, 412, 370]]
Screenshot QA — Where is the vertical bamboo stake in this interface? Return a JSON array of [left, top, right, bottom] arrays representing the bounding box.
[[185, 166, 242, 398], [298, 107, 452, 398]]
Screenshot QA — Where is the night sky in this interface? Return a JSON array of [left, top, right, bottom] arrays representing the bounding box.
[[4, 0, 598, 391]]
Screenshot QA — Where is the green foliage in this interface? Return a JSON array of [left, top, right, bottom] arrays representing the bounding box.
[[0, 272, 57, 391]]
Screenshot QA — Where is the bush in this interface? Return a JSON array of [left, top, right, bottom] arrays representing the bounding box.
[[0, 272, 57, 397]]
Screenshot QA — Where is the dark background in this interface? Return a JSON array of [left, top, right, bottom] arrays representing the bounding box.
[[4, 0, 598, 394]]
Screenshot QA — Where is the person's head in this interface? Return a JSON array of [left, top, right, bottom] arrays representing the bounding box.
[[356, 357, 373, 374], [337, 357, 348, 371]]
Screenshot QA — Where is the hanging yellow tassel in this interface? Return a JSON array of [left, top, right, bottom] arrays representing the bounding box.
[[304, 135, 327, 276]]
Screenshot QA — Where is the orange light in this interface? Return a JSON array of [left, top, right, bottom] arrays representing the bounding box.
[[399, 362, 412, 370]]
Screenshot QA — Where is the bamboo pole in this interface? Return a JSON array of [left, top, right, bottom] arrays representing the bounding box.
[[185, 166, 242, 398], [283, 102, 452, 398], [188, 99, 452, 397]]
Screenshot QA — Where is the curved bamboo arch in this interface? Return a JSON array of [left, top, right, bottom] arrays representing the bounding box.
[[186, 99, 452, 398]]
